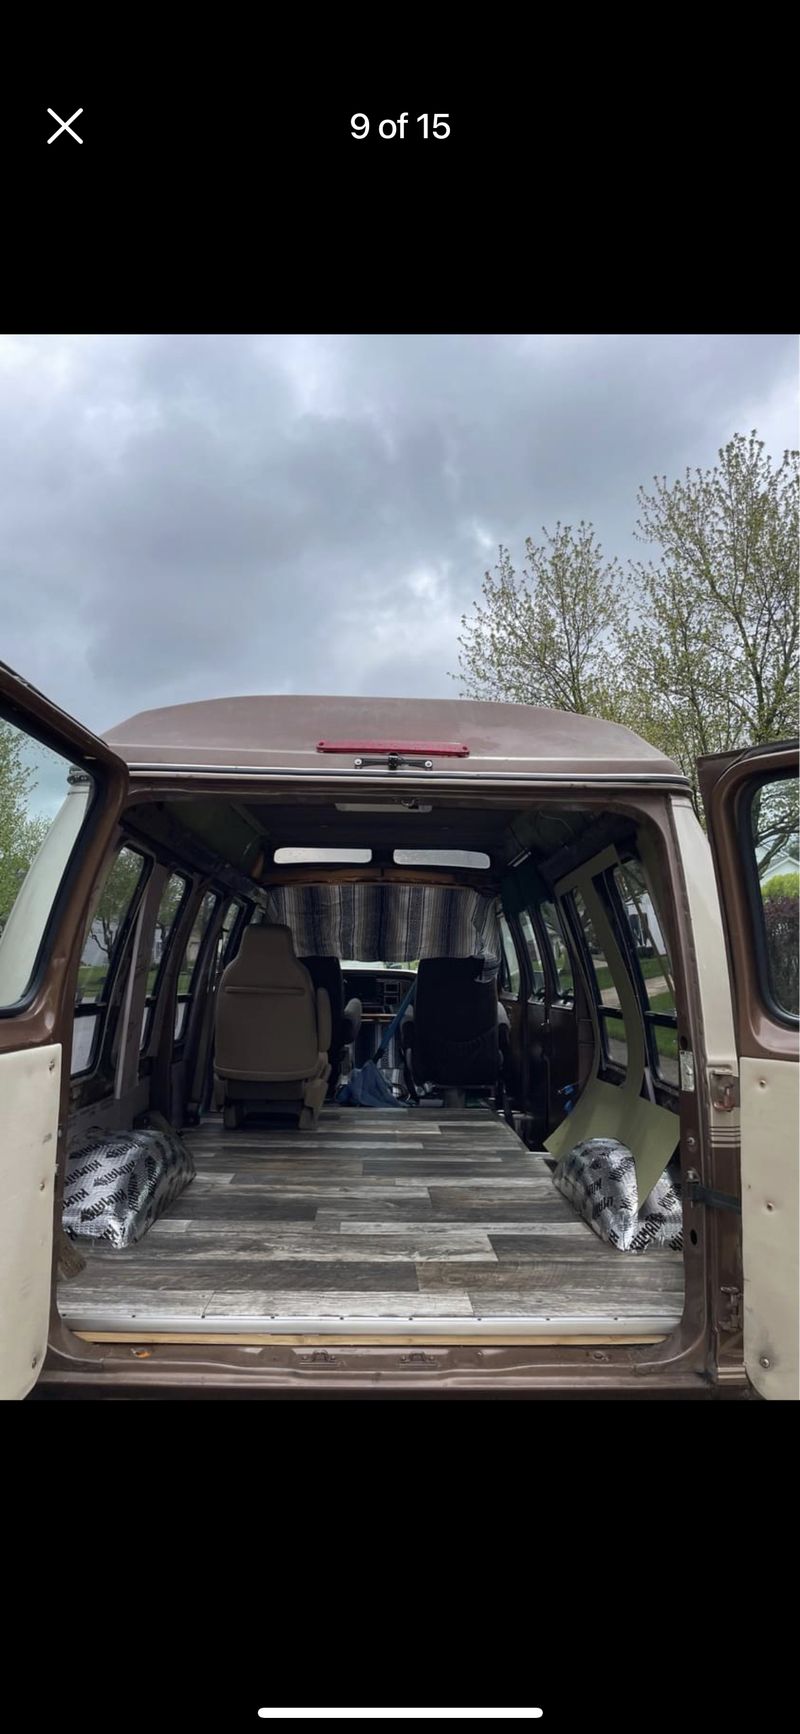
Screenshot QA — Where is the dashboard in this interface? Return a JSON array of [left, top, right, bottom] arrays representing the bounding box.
[[342, 968, 416, 1015]]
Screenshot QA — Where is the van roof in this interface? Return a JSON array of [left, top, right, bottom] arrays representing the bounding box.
[[104, 694, 686, 782]]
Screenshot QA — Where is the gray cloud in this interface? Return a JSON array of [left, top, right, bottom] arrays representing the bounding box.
[[0, 332, 796, 733]]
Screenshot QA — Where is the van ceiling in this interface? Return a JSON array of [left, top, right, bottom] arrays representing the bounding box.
[[145, 794, 637, 880]]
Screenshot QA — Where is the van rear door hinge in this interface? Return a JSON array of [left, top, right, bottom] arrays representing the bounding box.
[[686, 1170, 741, 1213]]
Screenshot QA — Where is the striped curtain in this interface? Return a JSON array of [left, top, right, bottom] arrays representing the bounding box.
[[264, 883, 500, 963]]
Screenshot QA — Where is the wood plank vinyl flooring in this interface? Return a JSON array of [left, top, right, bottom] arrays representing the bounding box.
[[58, 1105, 684, 1332]]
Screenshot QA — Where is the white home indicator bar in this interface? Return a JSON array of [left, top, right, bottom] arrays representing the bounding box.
[[257, 1713, 544, 1721]]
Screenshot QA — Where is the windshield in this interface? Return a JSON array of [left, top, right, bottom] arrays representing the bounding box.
[[340, 959, 419, 971]]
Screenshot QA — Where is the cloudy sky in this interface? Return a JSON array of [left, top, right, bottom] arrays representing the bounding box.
[[1, 333, 796, 738]]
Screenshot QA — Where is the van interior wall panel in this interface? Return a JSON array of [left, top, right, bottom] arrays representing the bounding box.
[[58, 1105, 685, 1337], [547, 1004, 580, 1125], [67, 1082, 151, 1149]]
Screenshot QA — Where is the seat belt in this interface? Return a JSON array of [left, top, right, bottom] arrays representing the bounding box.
[[373, 978, 417, 1064]]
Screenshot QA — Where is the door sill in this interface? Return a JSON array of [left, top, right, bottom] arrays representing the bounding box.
[[70, 1314, 672, 1347]]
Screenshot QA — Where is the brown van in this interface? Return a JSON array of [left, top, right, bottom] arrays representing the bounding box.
[[1, 667, 797, 1398]]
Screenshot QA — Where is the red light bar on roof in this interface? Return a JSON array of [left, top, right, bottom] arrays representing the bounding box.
[[317, 739, 470, 757]]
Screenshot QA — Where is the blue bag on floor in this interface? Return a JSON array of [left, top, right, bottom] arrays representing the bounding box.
[[336, 1061, 404, 1107], [335, 979, 416, 1108]]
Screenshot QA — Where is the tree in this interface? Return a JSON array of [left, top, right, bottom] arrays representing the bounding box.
[[618, 433, 799, 793], [454, 431, 799, 818], [762, 891, 799, 1016], [454, 522, 622, 715], [762, 871, 800, 900], [750, 774, 799, 893], [0, 721, 49, 935]]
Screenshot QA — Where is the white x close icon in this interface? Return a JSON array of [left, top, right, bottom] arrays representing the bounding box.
[[47, 107, 83, 144]]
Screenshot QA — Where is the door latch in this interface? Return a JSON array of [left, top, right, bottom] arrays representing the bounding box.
[[719, 1286, 743, 1332], [709, 1070, 740, 1112]]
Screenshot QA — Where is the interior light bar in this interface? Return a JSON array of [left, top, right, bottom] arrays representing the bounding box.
[[317, 739, 469, 757]]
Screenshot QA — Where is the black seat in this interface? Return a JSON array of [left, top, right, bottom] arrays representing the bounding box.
[[400, 957, 501, 1091], [300, 957, 362, 1080]]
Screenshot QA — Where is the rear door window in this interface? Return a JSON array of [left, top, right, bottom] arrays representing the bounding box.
[[0, 721, 96, 1010], [749, 774, 799, 1020], [72, 845, 148, 1074]]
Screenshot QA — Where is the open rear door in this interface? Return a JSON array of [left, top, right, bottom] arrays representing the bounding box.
[[699, 739, 799, 1400], [0, 663, 129, 1399]]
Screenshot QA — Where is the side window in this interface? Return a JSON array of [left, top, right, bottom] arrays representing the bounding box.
[[540, 900, 574, 999], [141, 871, 189, 1049], [72, 845, 148, 1074], [213, 898, 243, 983], [613, 859, 679, 1085], [0, 721, 95, 1009], [749, 775, 799, 1020], [570, 888, 628, 1073], [519, 911, 545, 997], [498, 911, 521, 996], [174, 891, 219, 1041]]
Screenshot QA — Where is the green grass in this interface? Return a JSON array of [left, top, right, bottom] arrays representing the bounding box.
[[649, 989, 678, 1061], [76, 963, 107, 998], [594, 954, 670, 990], [641, 955, 670, 981], [605, 984, 678, 1070]]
